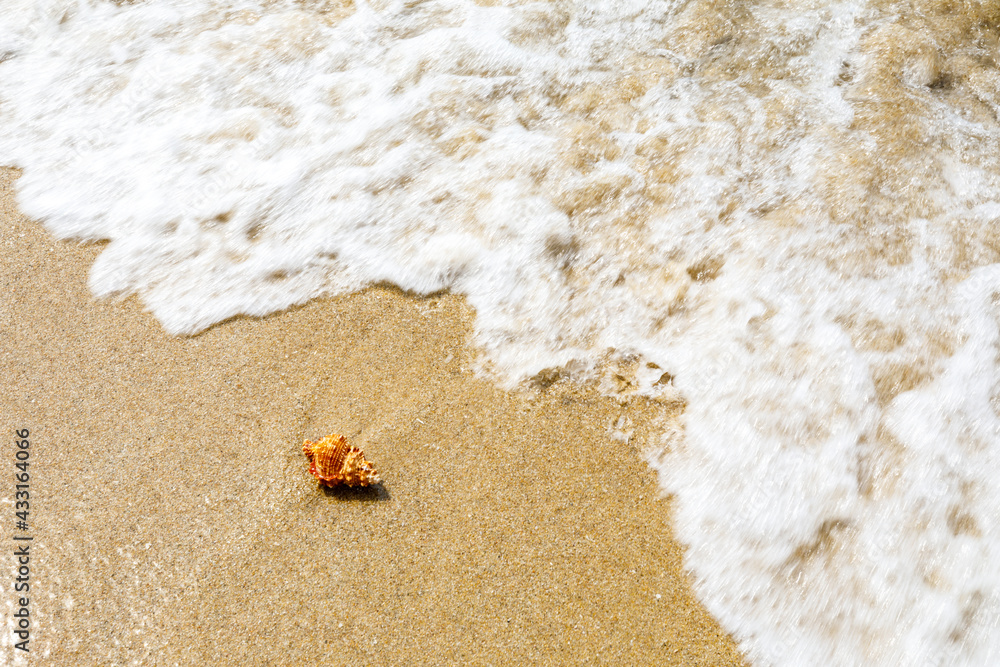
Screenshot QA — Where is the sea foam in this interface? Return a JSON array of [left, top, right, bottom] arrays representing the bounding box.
[[3, 0, 1000, 664]]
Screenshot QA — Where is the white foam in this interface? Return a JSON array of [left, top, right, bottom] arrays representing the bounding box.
[[4, 0, 1000, 664]]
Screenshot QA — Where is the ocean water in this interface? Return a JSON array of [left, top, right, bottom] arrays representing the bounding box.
[[3, 0, 1000, 663]]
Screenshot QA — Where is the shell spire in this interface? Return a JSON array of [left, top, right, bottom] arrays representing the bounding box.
[[302, 434, 380, 487]]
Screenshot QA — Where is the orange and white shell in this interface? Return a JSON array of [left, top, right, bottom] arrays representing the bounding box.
[[302, 434, 380, 487]]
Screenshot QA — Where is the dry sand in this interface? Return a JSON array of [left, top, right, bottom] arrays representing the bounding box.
[[0, 166, 747, 665]]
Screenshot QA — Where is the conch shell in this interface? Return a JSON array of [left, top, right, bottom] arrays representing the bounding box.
[[302, 434, 380, 487]]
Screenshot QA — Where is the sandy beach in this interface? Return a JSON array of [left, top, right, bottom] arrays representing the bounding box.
[[1, 166, 746, 665]]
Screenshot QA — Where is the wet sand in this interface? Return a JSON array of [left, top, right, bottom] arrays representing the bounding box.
[[0, 167, 747, 665]]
